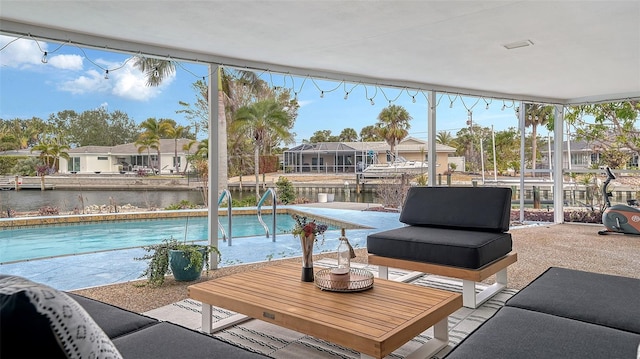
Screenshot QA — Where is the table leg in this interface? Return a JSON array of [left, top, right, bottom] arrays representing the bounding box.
[[404, 317, 449, 359], [201, 302, 213, 333]]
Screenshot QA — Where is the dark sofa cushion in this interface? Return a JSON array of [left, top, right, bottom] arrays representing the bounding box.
[[0, 275, 122, 359], [1, 290, 67, 358], [399, 186, 512, 232], [367, 225, 512, 269], [506, 267, 640, 334], [68, 293, 159, 339], [444, 306, 640, 359], [113, 321, 271, 359]]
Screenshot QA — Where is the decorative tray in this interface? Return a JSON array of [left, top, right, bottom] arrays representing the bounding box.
[[315, 268, 374, 292]]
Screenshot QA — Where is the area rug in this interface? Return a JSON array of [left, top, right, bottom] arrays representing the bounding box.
[[144, 260, 518, 359]]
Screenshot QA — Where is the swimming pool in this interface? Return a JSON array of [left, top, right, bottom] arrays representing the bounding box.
[[0, 213, 339, 263]]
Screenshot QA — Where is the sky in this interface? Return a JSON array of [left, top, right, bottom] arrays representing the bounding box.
[[1, 35, 538, 146]]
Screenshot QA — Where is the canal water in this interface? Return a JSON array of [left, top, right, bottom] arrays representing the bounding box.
[[0, 189, 377, 213]]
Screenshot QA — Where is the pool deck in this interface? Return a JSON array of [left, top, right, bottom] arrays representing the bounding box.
[[0, 203, 402, 291]]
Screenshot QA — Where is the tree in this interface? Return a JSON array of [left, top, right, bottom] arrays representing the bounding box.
[[139, 118, 172, 172], [524, 104, 553, 172], [375, 105, 412, 155], [30, 137, 69, 173], [359, 125, 382, 142], [233, 99, 292, 202], [167, 124, 188, 173], [566, 101, 640, 168], [309, 130, 333, 143], [48, 108, 139, 147], [339, 128, 358, 142], [135, 135, 159, 172], [436, 131, 456, 147]]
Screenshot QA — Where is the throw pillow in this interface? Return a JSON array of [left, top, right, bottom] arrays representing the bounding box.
[[0, 275, 123, 359]]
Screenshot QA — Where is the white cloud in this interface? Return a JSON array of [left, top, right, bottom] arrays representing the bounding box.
[[0, 35, 44, 68], [110, 61, 174, 101], [58, 69, 110, 95], [57, 57, 175, 101], [48, 54, 83, 70]]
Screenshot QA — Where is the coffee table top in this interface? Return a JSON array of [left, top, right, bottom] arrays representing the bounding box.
[[188, 262, 462, 358]]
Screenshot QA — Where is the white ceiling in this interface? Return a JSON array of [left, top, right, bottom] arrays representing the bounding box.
[[1, 1, 639, 105]]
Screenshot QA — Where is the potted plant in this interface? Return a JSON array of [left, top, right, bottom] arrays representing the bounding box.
[[135, 237, 220, 287]]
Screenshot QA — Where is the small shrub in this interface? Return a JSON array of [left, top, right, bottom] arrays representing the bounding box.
[[165, 200, 197, 210], [38, 206, 60, 216], [275, 176, 296, 204]]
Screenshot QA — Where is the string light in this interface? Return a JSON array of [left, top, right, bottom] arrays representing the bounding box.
[[1, 33, 576, 117]]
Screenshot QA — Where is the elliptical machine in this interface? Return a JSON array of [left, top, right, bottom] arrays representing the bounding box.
[[598, 167, 640, 235]]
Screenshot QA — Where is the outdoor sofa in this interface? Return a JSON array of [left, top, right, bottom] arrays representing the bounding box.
[[0, 274, 269, 359], [367, 186, 517, 308], [444, 267, 640, 358]]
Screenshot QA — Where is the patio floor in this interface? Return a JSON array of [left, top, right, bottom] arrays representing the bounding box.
[[1, 202, 639, 292]]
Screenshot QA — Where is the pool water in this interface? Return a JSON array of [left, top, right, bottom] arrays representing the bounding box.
[[0, 214, 338, 263]]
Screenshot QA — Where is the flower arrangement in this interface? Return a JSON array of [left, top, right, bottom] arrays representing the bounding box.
[[291, 214, 328, 242]]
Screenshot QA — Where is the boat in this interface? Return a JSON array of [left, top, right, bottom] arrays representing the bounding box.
[[361, 155, 427, 178]]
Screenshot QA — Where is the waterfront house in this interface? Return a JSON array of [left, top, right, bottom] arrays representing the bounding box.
[[283, 137, 458, 175], [59, 138, 196, 175]]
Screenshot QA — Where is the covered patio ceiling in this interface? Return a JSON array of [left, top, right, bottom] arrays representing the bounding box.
[[1, 1, 639, 105]]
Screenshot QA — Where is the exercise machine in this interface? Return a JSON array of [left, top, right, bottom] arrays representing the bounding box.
[[598, 167, 640, 235]]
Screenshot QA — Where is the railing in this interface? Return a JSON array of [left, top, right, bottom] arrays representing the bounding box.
[[257, 188, 276, 242], [217, 189, 233, 246]]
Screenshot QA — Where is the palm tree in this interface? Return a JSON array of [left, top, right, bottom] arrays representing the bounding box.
[[233, 99, 292, 202], [167, 124, 187, 173], [135, 135, 159, 173], [133, 57, 176, 87], [139, 118, 172, 172], [436, 131, 455, 146], [524, 104, 553, 172], [375, 105, 412, 157]]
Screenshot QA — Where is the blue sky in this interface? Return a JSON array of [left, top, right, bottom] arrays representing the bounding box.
[[1, 35, 534, 145]]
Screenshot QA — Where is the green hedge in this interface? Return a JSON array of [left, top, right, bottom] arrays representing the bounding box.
[[0, 156, 27, 175]]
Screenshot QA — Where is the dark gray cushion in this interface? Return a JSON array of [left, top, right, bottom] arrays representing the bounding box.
[[68, 293, 159, 339], [444, 306, 640, 359], [399, 186, 512, 232], [367, 225, 512, 269], [113, 322, 271, 359], [506, 267, 640, 334]]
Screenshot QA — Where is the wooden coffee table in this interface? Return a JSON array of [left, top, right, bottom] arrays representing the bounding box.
[[188, 262, 462, 359]]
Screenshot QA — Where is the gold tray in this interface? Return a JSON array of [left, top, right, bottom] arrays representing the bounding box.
[[315, 268, 374, 292]]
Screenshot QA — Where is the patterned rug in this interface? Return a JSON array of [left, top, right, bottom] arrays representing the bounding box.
[[144, 260, 518, 359]]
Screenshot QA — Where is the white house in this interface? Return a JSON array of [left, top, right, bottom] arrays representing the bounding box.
[[60, 138, 197, 174], [283, 137, 457, 175]]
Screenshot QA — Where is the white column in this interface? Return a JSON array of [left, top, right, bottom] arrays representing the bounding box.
[[208, 64, 220, 270], [553, 105, 565, 223], [427, 91, 437, 186]]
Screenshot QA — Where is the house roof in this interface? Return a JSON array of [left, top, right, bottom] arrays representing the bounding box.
[[1, 1, 638, 105], [67, 139, 197, 155], [286, 137, 455, 154]]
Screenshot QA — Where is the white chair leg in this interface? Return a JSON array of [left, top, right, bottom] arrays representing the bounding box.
[[462, 280, 477, 308], [378, 265, 389, 279]]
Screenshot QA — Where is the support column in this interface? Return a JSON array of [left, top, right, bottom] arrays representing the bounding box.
[[208, 64, 220, 270], [553, 105, 565, 224], [427, 91, 437, 187]]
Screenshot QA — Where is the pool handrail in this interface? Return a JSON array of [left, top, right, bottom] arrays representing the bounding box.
[[257, 188, 276, 242], [217, 189, 233, 246]]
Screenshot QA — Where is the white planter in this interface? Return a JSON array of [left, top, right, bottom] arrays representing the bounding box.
[[327, 193, 335, 202], [318, 193, 328, 203]]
